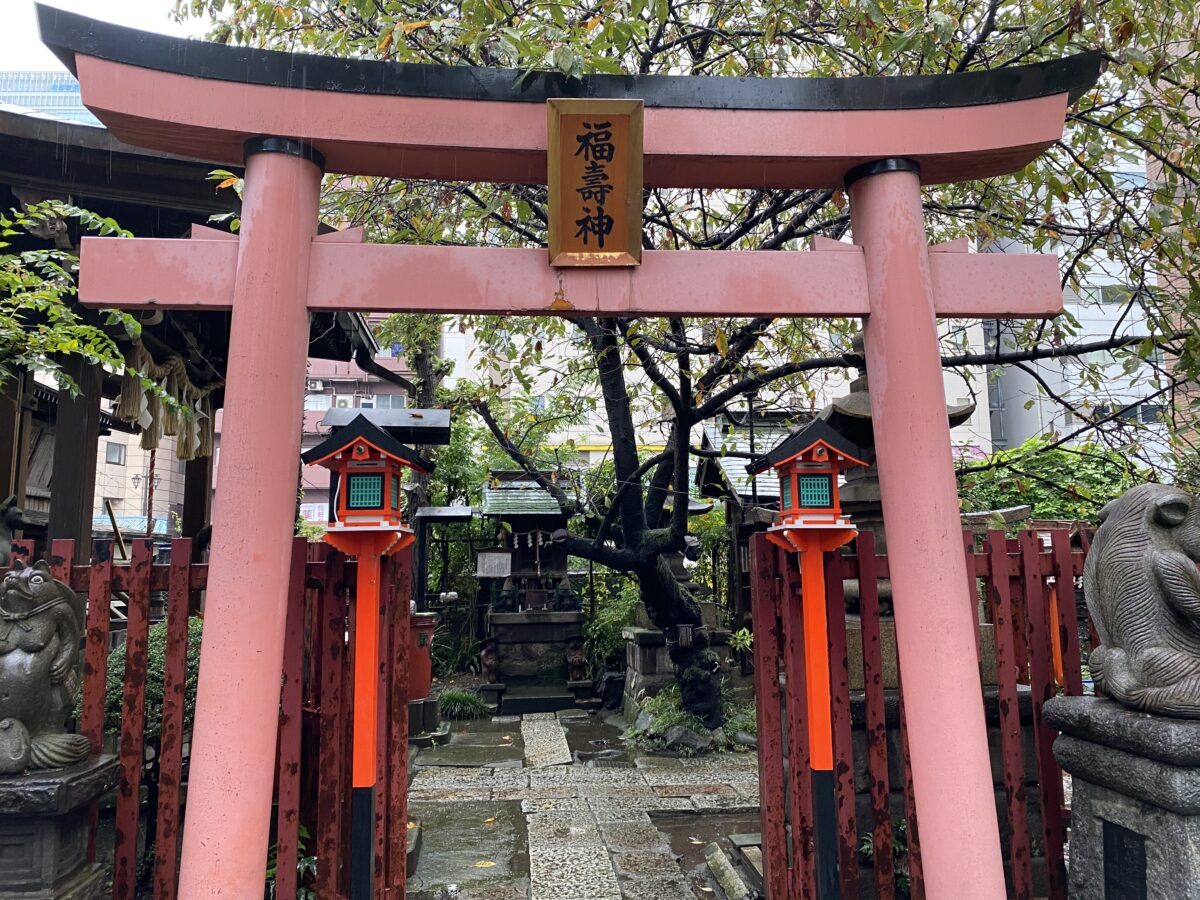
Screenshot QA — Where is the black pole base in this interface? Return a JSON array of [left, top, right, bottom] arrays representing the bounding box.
[[812, 768, 839, 900], [351, 785, 375, 900]]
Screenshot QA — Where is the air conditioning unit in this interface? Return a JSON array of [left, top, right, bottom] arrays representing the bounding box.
[[306, 380, 324, 392]]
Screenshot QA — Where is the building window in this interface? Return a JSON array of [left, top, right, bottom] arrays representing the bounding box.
[[304, 393, 331, 411], [346, 473, 383, 509], [780, 476, 793, 509], [798, 474, 833, 509], [375, 393, 407, 410], [1140, 404, 1165, 424], [105, 442, 126, 465]]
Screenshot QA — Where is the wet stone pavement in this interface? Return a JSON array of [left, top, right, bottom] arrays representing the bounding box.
[[407, 711, 760, 900]]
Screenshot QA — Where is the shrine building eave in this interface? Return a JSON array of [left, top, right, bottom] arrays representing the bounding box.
[[38, 4, 1101, 190]]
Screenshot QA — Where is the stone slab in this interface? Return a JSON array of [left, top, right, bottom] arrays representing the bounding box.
[[1067, 776, 1200, 900], [522, 717, 573, 768], [406, 799, 529, 895], [415, 744, 524, 769], [598, 821, 673, 853], [1044, 695, 1200, 767], [611, 850, 685, 879], [1054, 734, 1200, 816], [0, 755, 118, 816], [617, 877, 697, 900]]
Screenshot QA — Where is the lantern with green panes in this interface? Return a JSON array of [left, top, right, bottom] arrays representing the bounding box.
[[302, 413, 433, 546], [746, 418, 870, 552]]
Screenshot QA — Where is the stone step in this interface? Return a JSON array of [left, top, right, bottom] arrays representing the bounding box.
[[501, 690, 578, 715]]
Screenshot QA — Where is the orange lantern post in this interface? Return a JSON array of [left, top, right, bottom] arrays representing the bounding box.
[[302, 414, 432, 900], [747, 419, 869, 900]]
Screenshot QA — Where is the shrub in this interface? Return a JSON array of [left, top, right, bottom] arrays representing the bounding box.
[[438, 688, 490, 720], [75, 615, 204, 738], [583, 575, 639, 677], [627, 681, 757, 755]]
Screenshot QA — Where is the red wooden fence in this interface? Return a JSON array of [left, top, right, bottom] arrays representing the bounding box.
[[750, 527, 1089, 900], [10, 536, 412, 899]]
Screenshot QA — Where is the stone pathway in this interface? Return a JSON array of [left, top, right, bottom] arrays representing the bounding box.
[[521, 712, 574, 768], [408, 712, 759, 900]]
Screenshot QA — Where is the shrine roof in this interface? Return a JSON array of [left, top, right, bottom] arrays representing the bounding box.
[[481, 474, 568, 519], [301, 414, 433, 473], [746, 418, 872, 475], [38, 4, 1101, 189]]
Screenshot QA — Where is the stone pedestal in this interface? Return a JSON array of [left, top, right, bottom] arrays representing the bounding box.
[[488, 610, 584, 680], [621, 627, 673, 719], [1044, 696, 1200, 900], [0, 755, 119, 899]]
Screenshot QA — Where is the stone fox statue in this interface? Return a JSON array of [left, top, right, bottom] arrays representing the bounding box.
[[1084, 484, 1200, 718], [0, 560, 92, 773]]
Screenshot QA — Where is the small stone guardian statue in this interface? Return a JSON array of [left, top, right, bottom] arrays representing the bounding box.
[[1084, 483, 1200, 718], [0, 560, 92, 774]]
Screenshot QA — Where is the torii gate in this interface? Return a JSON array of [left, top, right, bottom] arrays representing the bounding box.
[[38, 6, 1098, 898]]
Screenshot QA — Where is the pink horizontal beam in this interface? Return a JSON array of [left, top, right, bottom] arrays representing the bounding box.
[[80, 238, 237, 309], [78, 238, 1062, 319], [78, 56, 1070, 189]]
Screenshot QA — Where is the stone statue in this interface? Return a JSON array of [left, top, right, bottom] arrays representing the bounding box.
[[1084, 483, 1200, 718], [0, 495, 29, 567], [565, 635, 587, 682], [480, 638, 500, 685], [0, 560, 92, 773]]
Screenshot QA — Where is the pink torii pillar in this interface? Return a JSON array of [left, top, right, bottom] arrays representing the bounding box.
[[37, 6, 1100, 897], [849, 159, 1004, 897], [176, 141, 322, 896]]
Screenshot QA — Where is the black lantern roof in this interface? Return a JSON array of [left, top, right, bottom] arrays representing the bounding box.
[[318, 407, 451, 446], [302, 413, 433, 473], [746, 417, 871, 475]]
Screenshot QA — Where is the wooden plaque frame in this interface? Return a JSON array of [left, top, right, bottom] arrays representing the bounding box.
[[547, 98, 643, 267]]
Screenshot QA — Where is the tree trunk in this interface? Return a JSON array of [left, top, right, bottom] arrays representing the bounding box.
[[639, 554, 724, 728]]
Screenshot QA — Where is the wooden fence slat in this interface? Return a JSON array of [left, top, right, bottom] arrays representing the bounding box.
[[112, 540, 153, 900], [9, 539, 35, 562], [781, 549, 817, 900], [856, 532, 895, 900], [749, 535, 789, 900], [275, 538, 308, 900], [1050, 531, 1085, 697], [317, 552, 348, 897], [824, 553, 860, 900], [151, 538, 193, 900], [385, 549, 413, 896], [896, 665, 924, 900], [1007, 538, 1031, 685], [49, 538, 74, 584], [963, 530, 983, 666], [81, 541, 113, 865], [985, 531, 1033, 900], [1020, 532, 1068, 900], [69, 563, 209, 594]]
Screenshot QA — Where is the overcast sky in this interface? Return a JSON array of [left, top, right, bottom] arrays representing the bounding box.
[[2, 1, 197, 71]]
